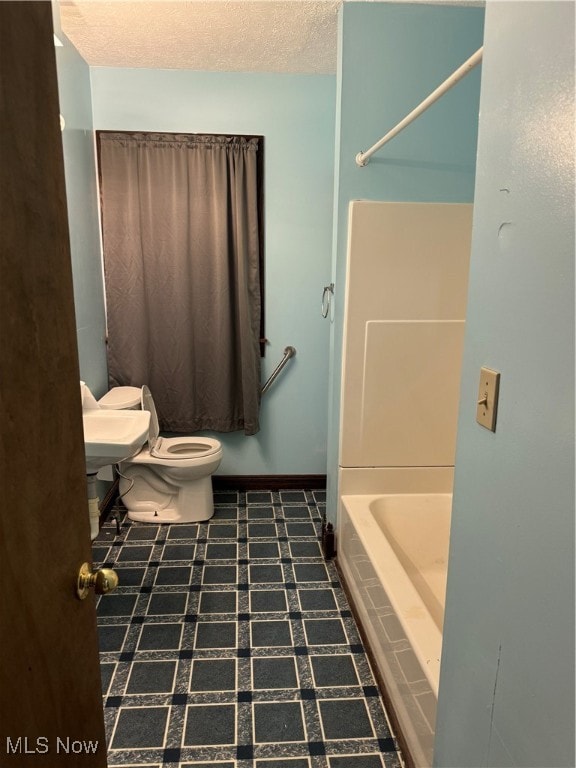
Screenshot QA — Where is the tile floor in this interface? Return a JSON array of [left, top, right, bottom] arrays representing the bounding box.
[[93, 489, 404, 768]]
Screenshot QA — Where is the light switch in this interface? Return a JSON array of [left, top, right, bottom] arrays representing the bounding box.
[[476, 367, 500, 431]]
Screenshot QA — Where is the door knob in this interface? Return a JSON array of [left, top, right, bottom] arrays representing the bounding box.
[[77, 562, 119, 600]]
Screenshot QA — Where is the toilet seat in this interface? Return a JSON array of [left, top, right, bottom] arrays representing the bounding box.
[[139, 385, 221, 461], [151, 436, 222, 460]]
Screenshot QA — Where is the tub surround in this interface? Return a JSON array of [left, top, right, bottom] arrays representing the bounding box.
[[339, 201, 472, 472], [337, 201, 472, 766], [339, 468, 454, 498]]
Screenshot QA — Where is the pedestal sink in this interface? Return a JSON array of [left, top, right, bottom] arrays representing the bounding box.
[[80, 380, 151, 540], [83, 409, 151, 474]]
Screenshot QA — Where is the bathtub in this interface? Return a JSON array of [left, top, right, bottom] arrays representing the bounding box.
[[338, 493, 452, 768]]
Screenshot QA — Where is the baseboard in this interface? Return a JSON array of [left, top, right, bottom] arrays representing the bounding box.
[[213, 474, 327, 491], [98, 477, 119, 526]]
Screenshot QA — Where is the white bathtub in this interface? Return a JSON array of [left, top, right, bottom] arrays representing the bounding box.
[[338, 493, 452, 768]]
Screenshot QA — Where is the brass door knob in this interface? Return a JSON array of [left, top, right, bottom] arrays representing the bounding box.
[[77, 562, 119, 600]]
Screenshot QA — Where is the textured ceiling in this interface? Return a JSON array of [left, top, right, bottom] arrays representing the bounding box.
[[59, 1, 341, 74]]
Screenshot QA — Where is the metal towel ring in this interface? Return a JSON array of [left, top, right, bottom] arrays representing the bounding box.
[[321, 283, 334, 318]]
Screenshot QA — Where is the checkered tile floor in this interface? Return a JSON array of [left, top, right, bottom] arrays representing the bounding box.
[[93, 489, 404, 768]]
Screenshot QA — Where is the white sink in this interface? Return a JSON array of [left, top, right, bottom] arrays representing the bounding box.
[[83, 409, 150, 473]]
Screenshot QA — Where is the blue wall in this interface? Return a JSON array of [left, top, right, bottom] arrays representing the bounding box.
[[435, 3, 575, 765], [89, 69, 336, 475], [57, 5, 483, 486], [326, 3, 485, 521]]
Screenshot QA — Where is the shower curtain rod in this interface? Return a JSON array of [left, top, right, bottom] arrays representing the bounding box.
[[355, 46, 483, 167]]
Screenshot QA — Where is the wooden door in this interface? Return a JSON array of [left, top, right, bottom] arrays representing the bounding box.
[[0, 2, 107, 766]]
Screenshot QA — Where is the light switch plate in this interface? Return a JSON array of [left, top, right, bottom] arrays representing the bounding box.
[[476, 367, 500, 431]]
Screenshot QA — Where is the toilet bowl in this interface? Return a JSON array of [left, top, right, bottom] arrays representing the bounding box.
[[99, 385, 222, 524]]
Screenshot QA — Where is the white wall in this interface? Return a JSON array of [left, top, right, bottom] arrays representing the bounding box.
[[435, 3, 575, 765]]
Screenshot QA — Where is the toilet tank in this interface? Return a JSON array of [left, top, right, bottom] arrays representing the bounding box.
[[98, 386, 142, 410]]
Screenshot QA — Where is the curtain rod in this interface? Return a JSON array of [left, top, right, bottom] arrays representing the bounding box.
[[355, 46, 483, 168]]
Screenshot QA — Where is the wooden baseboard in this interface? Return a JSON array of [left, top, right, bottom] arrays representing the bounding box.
[[213, 474, 327, 491], [335, 558, 415, 768]]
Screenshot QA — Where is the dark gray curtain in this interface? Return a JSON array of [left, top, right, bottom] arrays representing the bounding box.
[[99, 132, 262, 435]]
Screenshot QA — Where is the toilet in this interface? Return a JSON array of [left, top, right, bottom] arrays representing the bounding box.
[[98, 385, 222, 524]]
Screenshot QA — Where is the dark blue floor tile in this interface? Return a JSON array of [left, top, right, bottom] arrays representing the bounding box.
[[249, 542, 281, 559], [181, 764, 235, 768], [98, 624, 128, 652], [250, 589, 288, 613], [294, 563, 330, 582], [92, 546, 110, 564], [111, 706, 169, 749], [195, 621, 237, 649], [329, 757, 384, 768], [125, 525, 160, 541], [114, 567, 146, 586], [161, 543, 195, 561], [319, 699, 374, 740], [280, 491, 307, 503], [247, 523, 277, 538], [290, 541, 322, 558], [202, 565, 237, 584], [254, 702, 305, 743], [137, 622, 183, 650], [198, 590, 237, 614], [212, 507, 239, 520], [126, 661, 177, 693], [167, 524, 198, 539], [249, 564, 284, 583], [304, 619, 347, 646], [257, 761, 310, 768], [282, 506, 311, 519], [147, 592, 188, 615], [184, 704, 236, 745], [251, 620, 292, 647], [154, 566, 192, 585], [207, 523, 238, 539], [205, 542, 238, 560], [298, 589, 337, 611], [252, 657, 298, 689], [97, 594, 137, 618], [100, 662, 115, 696], [286, 522, 317, 538], [311, 655, 359, 687], [181, 763, 235, 768], [213, 491, 239, 504], [191, 658, 236, 692], [247, 506, 275, 519], [246, 491, 273, 503], [116, 545, 154, 562]]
